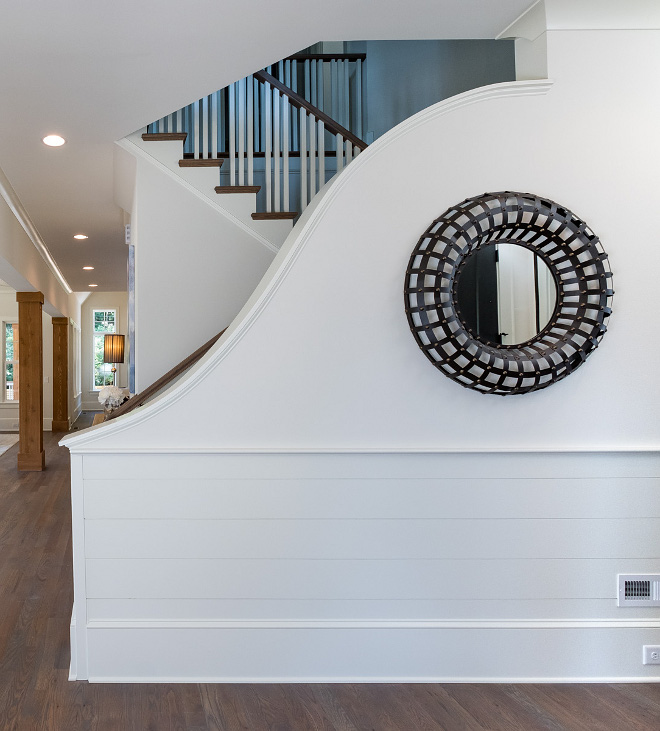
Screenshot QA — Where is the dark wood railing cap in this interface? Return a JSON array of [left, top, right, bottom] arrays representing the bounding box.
[[254, 70, 367, 151], [106, 328, 226, 421]]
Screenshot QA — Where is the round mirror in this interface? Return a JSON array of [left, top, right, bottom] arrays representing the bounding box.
[[454, 243, 558, 347], [404, 191, 613, 396]]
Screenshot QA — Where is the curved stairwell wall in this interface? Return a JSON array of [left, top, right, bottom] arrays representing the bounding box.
[[64, 13, 660, 681], [114, 136, 278, 391]]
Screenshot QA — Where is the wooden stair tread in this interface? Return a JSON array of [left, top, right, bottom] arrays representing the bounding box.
[[251, 211, 297, 220], [179, 158, 224, 167], [142, 133, 187, 142], [215, 186, 261, 194]]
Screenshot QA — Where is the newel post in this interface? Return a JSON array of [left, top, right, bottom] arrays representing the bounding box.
[[16, 291, 45, 471]]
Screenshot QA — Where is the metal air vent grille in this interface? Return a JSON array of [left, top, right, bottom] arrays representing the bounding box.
[[618, 574, 660, 607]]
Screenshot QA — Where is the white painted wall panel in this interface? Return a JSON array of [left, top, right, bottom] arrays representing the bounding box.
[[84, 476, 660, 519], [86, 597, 660, 623], [85, 626, 660, 682], [85, 557, 660, 600], [85, 518, 660, 560], [80, 451, 660, 480]]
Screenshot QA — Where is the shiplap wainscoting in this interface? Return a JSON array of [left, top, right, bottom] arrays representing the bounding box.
[[69, 450, 660, 682]]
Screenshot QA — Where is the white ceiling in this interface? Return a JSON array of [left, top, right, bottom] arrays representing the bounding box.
[[0, 0, 532, 292]]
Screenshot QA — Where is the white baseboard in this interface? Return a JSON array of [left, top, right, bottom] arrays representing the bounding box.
[[0, 416, 18, 431], [76, 624, 660, 683]]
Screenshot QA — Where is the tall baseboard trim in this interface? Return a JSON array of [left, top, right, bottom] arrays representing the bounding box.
[[76, 624, 660, 683]]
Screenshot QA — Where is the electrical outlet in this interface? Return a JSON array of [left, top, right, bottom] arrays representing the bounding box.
[[643, 646, 660, 665]]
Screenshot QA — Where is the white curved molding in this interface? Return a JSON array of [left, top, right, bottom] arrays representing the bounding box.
[[116, 137, 279, 255], [0, 164, 72, 295], [62, 79, 555, 451], [87, 618, 660, 630]]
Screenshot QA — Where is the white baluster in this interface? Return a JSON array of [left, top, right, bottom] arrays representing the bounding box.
[[345, 139, 352, 165], [304, 59, 311, 102], [292, 60, 298, 151], [265, 81, 272, 212], [356, 59, 363, 139], [176, 109, 182, 136], [309, 113, 316, 198], [283, 92, 289, 212], [273, 87, 280, 212], [219, 92, 225, 153], [202, 95, 209, 158], [311, 59, 317, 107], [247, 76, 254, 186], [317, 59, 324, 112], [331, 61, 339, 146], [211, 94, 218, 159], [300, 108, 307, 212], [238, 78, 245, 185], [343, 60, 349, 129], [336, 133, 343, 174], [229, 83, 236, 185], [193, 100, 200, 158], [318, 120, 325, 188]]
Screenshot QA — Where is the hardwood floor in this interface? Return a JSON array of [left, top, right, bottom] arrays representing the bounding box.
[[0, 420, 658, 730]]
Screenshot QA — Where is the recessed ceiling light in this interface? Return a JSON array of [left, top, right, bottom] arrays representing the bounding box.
[[74, 234, 88, 240], [43, 134, 66, 147], [88, 283, 98, 287], [82, 266, 94, 270]]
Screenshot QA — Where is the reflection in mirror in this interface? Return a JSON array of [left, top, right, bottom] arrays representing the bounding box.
[[455, 244, 557, 346]]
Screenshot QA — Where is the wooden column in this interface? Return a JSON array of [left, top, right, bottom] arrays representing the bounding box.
[[16, 292, 45, 471], [52, 317, 69, 432]]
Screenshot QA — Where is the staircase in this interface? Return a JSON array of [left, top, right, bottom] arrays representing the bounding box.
[[138, 53, 368, 247]]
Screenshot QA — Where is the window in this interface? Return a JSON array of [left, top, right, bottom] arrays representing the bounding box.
[[93, 309, 116, 389], [4, 322, 18, 401]]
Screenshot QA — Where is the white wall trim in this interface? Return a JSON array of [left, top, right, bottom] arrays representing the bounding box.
[[57, 445, 660, 455], [0, 165, 72, 295], [63, 80, 554, 453], [116, 136, 279, 255], [87, 619, 660, 630], [85, 675, 660, 684]]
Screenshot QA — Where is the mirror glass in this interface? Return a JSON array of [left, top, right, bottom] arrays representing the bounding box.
[[455, 243, 557, 346]]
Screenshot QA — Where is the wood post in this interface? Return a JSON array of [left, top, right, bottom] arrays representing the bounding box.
[[16, 292, 45, 471], [52, 317, 69, 432]]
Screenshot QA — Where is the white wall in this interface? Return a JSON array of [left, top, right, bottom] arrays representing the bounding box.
[[347, 39, 515, 140], [80, 292, 128, 411], [64, 10, 660, 682], [0, 171, 79, 322], [121, 143, 276, 391]]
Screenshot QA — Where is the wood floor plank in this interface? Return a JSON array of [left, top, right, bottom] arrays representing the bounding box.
[[0, 421, 658, 730]]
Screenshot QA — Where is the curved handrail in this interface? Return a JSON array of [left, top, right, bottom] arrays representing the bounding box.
[[106, 328, 227, 421], [254, 70, 368, 151]]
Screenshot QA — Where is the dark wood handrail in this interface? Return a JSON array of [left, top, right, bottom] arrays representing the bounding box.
[[106, 328, 227, 421], [284, 53, 366, 63], [253, 70, 368, 151]]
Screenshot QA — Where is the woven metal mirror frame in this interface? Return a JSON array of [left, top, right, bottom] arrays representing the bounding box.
[[404, 191, 613, 396]]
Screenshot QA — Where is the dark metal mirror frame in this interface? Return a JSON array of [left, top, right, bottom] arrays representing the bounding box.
[[404, 191, 613, 395]]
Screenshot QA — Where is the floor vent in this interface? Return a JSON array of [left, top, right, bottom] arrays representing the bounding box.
[[618, 574, 660, 607]]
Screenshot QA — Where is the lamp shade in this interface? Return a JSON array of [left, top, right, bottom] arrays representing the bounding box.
[[103, 333, 125, 363]]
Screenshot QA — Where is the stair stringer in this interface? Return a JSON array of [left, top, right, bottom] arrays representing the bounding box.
[[124, 131, 294, 249]]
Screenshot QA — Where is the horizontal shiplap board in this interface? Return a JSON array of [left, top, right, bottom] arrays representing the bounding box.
[[85, 558, 660, 600], [83, 477, 660, 520], [83, 626, 660, 682], [86, 597, 660, 622], [81, 451, 660, 481], [85, 518, 660, 560]]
